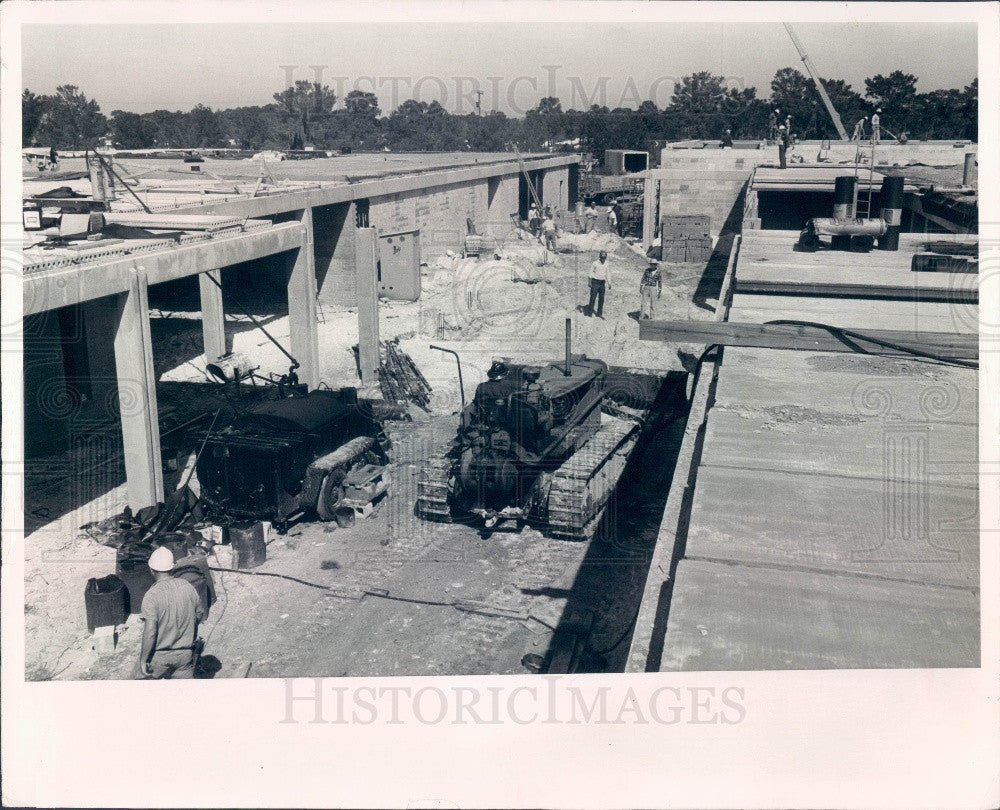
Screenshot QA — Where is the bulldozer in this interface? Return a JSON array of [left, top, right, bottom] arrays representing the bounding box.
[[416, 327, 642, 539]]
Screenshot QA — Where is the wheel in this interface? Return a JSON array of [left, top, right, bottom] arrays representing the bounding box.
[[316, 469, 347, 521]]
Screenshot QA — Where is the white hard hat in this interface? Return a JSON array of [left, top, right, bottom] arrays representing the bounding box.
[[148, 546, 175, 572]]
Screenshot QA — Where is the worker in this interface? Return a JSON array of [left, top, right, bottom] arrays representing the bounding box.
[[784, 115, 792, 134], [543, 203, 553, 219], [851, 116, 868, 143], [777, 124, 790, 170], [584, 202, 598, 233], [639, 259, 662, 320], [612, 200, 625, 237], [871, 108, 882, 144], [587, 251, 612, 319], [527, 202, 540, 235], [541, 214, 558, 251], [606, 205, 618, 236], [134, 546, 204, 679], [720, 128, 733, 148], [768, 109, 778, 141]]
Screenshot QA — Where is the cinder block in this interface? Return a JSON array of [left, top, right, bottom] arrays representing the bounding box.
[[93, 624, 117, 655]]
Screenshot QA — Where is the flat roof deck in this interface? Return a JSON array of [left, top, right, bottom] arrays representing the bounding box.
[[628, 229, 979, 671]]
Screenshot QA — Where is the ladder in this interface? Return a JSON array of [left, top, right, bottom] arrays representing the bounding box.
[[852, 136, 877, 219], [511, 143, 545, 214]]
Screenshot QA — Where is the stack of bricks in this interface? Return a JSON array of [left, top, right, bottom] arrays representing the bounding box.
[[661, 214, 712, 263]]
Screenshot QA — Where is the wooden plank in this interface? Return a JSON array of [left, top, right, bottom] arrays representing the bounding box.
[[729, 294, 977, 335], [738, 249, 927, 271], [658, 558, 979, 670], [700, 409, 978, 487], [735, 271, 977, 303], [686, 466, 978, 588], [638, 320, 978, 359], [713, 348, 978, 425]]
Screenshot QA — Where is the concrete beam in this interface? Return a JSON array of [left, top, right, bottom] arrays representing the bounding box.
[[287, 214, 320, 389], [355, 227, 380, 384], [114, 272, 163, 510], [24, 222, 303, 316], [167, 155, 580, 220], [198, 269, 226, 363]]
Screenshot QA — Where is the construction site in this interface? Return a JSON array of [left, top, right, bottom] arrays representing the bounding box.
[[16, 28, 981, 682]]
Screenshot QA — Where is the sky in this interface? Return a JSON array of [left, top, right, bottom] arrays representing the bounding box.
[[21, 22, 977, 117]]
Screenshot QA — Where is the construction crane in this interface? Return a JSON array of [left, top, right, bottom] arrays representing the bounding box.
[[783, 23, 850, 141]]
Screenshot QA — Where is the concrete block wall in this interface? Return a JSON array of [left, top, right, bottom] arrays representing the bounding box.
[[541, 166, 570, 212], [486, 173, 520, 234], [369, 178, 488, 260], [315, 201, 356, 306]]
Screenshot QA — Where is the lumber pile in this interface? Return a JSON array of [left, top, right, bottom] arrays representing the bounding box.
[[378, 338, 432, 411]]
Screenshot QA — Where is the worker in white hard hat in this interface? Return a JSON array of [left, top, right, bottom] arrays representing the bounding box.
[[871, 108, 882, 145], [851, 115, 868, 143], [134, 545, 204, 679], [777, 124, 790, 170]]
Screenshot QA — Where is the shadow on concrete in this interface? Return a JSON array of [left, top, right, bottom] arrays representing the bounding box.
[[529, 370, 691, 673], [691, 185, 747, 312]]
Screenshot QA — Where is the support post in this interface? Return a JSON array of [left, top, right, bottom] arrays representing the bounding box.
[[198, 269, 226, 363], [642, 173, 657, 250], [963, 153, 975, 187], [355, 227, 380, 385], [114, 272, 163, 510], [288, 207, 320, 388]]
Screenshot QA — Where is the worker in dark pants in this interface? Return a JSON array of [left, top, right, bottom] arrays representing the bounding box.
[[587, 251, 611, 318], [612, 200, 624, 237], [134, 547, 204, 679], [777, 125, 790, 169]]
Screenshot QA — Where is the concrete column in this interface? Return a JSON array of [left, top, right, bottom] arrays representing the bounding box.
[[315, 202, 358, 307], [288, 207, 320, 389], [642, 174, 658, 249], [113, 272, 163, 510], [198, 269, 226, 363], [355, 227, 380, 385]]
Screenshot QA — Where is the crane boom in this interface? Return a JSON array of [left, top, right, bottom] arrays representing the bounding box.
[[783, 23, 850, 141]]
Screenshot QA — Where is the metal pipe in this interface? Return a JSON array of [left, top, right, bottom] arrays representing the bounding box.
[[831, 175, 857, 250], [809, 218, 887, 237], [564, 318, 572, 376], [430, 345, 465, 410], [878, 175, 905, 251]]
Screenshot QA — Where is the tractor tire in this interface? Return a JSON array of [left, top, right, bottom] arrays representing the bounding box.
[[316, 469, 347, 522]]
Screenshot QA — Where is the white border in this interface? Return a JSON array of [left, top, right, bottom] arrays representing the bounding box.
[[2, 3, 998, 808]]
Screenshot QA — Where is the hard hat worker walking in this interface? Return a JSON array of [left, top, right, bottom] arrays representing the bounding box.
[[133, 546, 205, 679]]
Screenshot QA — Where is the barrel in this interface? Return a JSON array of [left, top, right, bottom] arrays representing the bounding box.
[[84, 574, 128, 632], [831, 176, 856, 250], [877, 176, 904, 251], [230, 521, 267, 570], [115, 542, 155, 614]]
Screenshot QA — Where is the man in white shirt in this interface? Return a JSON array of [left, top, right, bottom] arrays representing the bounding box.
[[541, 215, 557, 250], [587, 251, 611, 318]]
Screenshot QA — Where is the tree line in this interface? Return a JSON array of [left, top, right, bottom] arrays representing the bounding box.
[[22, 68, 977, 157]]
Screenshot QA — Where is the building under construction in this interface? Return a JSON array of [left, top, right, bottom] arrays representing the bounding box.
[[20, 135, 979, 679]]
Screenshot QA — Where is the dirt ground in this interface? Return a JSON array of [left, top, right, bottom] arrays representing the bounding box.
[[23, 229, 718, 681]]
